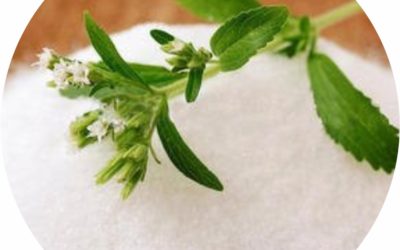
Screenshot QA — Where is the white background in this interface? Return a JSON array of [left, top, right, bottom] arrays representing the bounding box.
[[0, 0, 399, 249]]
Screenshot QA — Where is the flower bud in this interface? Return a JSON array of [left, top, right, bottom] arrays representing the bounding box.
[[120, 171, 142, 200], [126, 112, 149, 128], [122, 144, 148, 161], [114, 129, 140, 150], [116, 161, 137, 183], [96, 152, 125, 184], [166, 56, 189, 70], [70, 110, 101, 148], [162, 39, 187, 54]]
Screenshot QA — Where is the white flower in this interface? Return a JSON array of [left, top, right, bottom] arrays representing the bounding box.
[[170, 39, 186, 53], [68, 61, 91, 85], [112, 120, 126, 134], [101, 105, 126, 133], [52, 59, 69, 89], [163, 39, 186, 54], [85, 105, 126, 142], [101, 105, 119, 122], [32, 48, 54, 70], [87, 120, 108, 142]]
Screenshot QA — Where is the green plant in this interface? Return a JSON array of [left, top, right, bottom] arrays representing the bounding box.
[[35, 1, 398, 199]]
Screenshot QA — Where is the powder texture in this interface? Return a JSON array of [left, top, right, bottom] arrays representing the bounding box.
[[2, 24, 398, 250]]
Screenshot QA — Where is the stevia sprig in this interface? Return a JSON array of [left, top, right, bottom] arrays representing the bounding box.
[[35, 1, 399, 200], [36, 12, 225, 199]]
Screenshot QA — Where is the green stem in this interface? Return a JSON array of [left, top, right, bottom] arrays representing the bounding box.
[[158, 64, 221, 98], [161, 1, 363, 98], [312, 1, 362, 30]]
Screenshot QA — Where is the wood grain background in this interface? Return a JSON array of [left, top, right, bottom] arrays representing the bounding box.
[[11, 0, 387, 67]]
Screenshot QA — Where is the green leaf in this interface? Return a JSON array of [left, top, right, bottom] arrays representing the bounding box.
[[157, 100, 224, 191], [87, 64, 152, 99], [95, 62, 187, 88], [129, 63, 187, 88], [176, 0, 261, 23], [186, 67, 204, 102], [150, 29, 175, 45], [307, 53, 399, 173], [59, 85, 93, 99], [90, 85, 152, 102], [210, 6, 289, 71], [84, 12, 146, 85]]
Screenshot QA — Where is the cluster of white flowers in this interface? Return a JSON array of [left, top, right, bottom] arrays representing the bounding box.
[[68, 60, 91, 85], [101, 105, 126, 134], [32, 48, 54, 70], [34, 48, 91, 89], [87, 105, 126, 142], [87, 120, 108, 142], [53, 60, 91, 89], [52, 59, 70, 89]]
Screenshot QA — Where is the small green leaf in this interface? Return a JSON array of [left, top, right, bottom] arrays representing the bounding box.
[[59, 85, 93, 99], [307, 53, 399, 173], [157, 100, 224, 191], [84, 12, 146, 85], [176, 0, 261, 22], [211, 6, 289, 71], [278, 17, 313, 58], [186, 67, 204, 102], [150, 29, 175, 45]]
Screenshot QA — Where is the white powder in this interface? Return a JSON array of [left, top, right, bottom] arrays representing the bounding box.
[[2, 24, 398, 250]]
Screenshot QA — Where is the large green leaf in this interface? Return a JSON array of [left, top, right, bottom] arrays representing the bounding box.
[[176, 0, 261, 23], [129, 63, 187, 88], [84, 12, 145, 85], [210, 6, 289, 71], [87, 64, 151, 99], [157, 100, 224, 191], [307, 53, 399, 173], [96, 61, 187, 88]]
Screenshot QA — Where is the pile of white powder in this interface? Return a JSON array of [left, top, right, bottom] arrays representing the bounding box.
[[2, 24, 398, 250]]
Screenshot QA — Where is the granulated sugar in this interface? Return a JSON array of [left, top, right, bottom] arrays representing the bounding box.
[[2, 24, 398, 250]]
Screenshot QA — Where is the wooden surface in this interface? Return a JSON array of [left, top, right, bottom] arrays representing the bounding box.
[[11, 0, 387, 67]]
